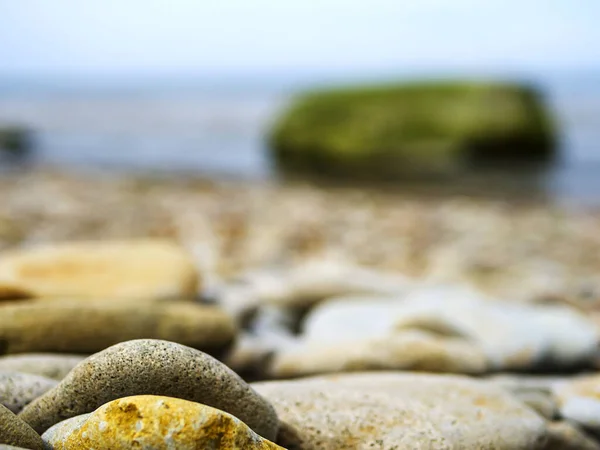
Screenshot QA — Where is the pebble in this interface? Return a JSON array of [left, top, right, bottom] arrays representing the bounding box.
[[270, 330, 488, 378], [554, 375, 600, 433], [18, 339, 279, 440], [253, 372, 548, 449], [0, 240, 199, 300], [0, 300, 235, 356], [0, 354, 85, 380], [0, 404, 44, 450], [41, 395, 283, 449], [0, 372, 57, 413], [218, 261, 412, 318], [296, 286, 599, 375], [544, 421, 600, 450]]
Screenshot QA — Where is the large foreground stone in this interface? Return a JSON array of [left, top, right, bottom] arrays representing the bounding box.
[[18, 340, 279, 440], [254, 372, 548, 449], [271, 81, 555, 178], [0, 240, 199, 300], [42, 396, 283, 449], [0, 300, 235, 355], [0, 404, 43, 450]]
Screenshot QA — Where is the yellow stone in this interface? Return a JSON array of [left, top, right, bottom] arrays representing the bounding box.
[[45, 395, 284, 449], [0, 240, 199, 300]]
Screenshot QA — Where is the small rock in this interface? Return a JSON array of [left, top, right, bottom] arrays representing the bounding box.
[[219, 261, 412, 318], [544, 421, 600, 450], [19, 339, 279, 440], [0, 372, 57, 413], [0, 300, 235, 356], [554, 375, 600, 433], [392, 286, 599, 371], [253, 372, 548, 449], [0, 240, 199, 300], [270, 331, 488, 378], [0, 354, 85, 380], [42, 395, 283, 449], [0, 404, 43, 450], [302, 286, 599, 373]]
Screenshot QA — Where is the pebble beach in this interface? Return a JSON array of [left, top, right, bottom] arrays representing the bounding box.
[[1, 168, 600, 448]]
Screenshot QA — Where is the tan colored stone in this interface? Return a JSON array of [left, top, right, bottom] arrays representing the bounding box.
[[270, 331, 488, 378], [42, 395, 283, 449], [254, 372, 548, 449], [0, 300, 235, 355], [0, 240, 199, 300]]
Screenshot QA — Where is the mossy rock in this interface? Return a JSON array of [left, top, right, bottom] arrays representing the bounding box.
[[0, 127, 31, 158], [269, 81, 556, 178]]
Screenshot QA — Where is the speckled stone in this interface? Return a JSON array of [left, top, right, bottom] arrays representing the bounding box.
[[0, 300, 235, 356], [42, 395, 284, 449], [0, 372, 57, 413], [0, 445, 33, 449], [253, 372, 548, 449], [19, 339, 278, 440], [0, 354, 85, 380], [0, 240, 199, 300], [0, 404, 44, 450]]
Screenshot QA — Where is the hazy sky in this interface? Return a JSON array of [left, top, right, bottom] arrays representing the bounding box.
[[1, 0, 599, 78]]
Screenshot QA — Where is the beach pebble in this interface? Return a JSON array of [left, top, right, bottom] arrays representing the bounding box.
[[544, 421, 600, 450], [0, 404, 44, 450], [554, 375, 600, 433], [0, 300, 235, 356], [270, 330, 487, 378], [218, 260, 412, 318], [0, 372, 57, 413], [0, 240, 199, 300], [0, 354, 85, 380], [297, 285, 599, 375], [253, 372, 548, 449], [41, 395, 283, 449], [18, 339, 279, 440]]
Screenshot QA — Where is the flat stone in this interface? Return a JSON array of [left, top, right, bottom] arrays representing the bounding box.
[[301, 286, 598, 373], [18, 339, 279, 440], [0, 240, 199, 300], [42, 395, 283, 449], [0, 300, 235, 356], [253, 372, 548, 449], [270, 330, 487, 378], [0, 354, 85, 380], [0, 372, 57, 413], [0, 404, 43, 450]]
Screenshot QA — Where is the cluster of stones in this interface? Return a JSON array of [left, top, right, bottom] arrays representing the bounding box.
[[1, 240, 600, 449]]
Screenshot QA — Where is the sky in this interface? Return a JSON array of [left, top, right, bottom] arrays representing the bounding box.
[[1, 0, 599, 80]]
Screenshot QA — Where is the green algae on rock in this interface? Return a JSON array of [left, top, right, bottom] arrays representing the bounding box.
[[270, 81, 555, 177]]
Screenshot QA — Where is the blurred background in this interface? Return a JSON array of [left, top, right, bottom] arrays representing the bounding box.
[[0, 0, 599, 203]]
